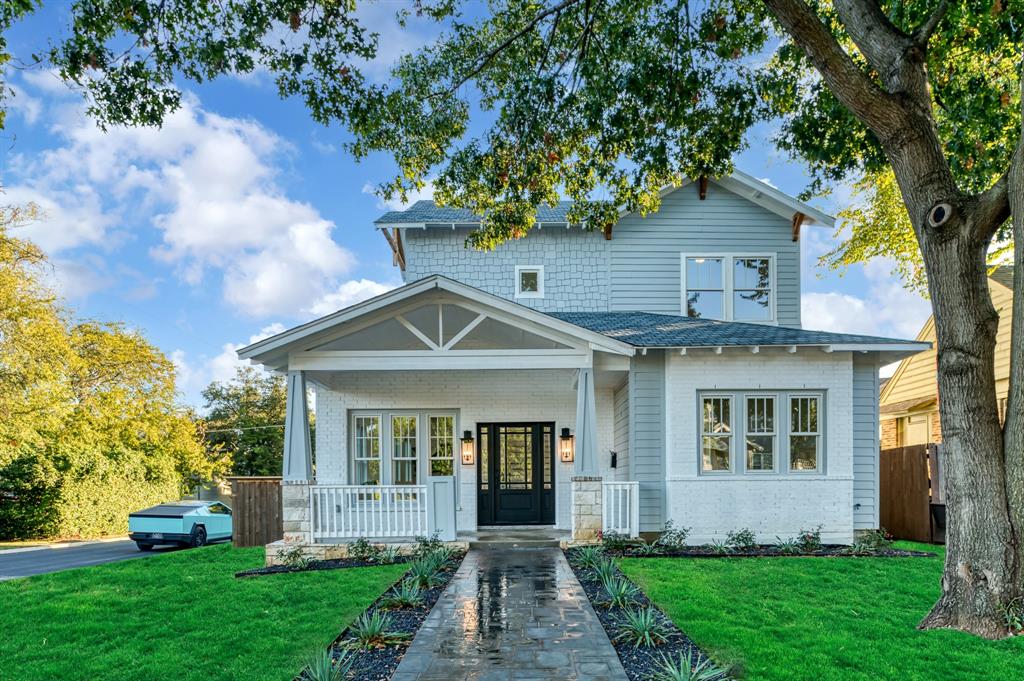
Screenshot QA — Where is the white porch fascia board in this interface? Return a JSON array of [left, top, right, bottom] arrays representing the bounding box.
[[289, 349, 593, 371], [238, 275, 634, 365]]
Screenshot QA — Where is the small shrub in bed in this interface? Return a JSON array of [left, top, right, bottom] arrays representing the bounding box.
[[412, 531, 444, 558], [601, 530, 636, 553], [724, 528, 757, 551], [407, 554, 446, 589], [773, 536, 801, 555], [377, 545, 403, 563], [572, 545, 605, 569], [631, 540, 661, 556], [796, 526, 823, 553], [708, 539, 733, 555], [348, 538, 382, 562], [592, 557, 619, 584], [614, 606, 670, 648], [842, 529, 894, 556], [600, 575, 640, 609], [276, 544, 312, 569], [654, 649, 729, 681], [379, 579, 425, 609], [302, 649, 353, 681], [345, 611, 411, 650], [657, 520, 691, 550]]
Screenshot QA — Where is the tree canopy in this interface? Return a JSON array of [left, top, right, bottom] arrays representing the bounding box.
[[0, 210, 221, 539]]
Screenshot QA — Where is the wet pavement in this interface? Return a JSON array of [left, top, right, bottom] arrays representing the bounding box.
[[392, 548, 627, 680]]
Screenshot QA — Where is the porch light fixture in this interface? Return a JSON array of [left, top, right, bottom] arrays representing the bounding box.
[[461, 430, 475, 466], [559, 428, 575, 463]]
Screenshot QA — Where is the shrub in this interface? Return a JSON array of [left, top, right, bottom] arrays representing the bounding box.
[[345, 611, 411, 649], [377, 545, 403, 564], [773, 537, 801, 555], [724, 528, 757, 551], [796, 526, 823, 553], [592, 557, 619, 584], [380, 579, 425, 609], [631, 540, 661, 556], [412, 531, 444, 558], [302, 649, 353, 681], [407, 554, 446, 589], [572, 545, 605, 569], [601, 530, 635, 553], [614, 606, 670, 648], [348, 538, 382, 562], [276, 545, 312, 570], [842, 529, 893, 556], [600, 575, 640, 609], [653, 649, 729, 681], [657, 520, 691, 549], [708, 540, 732, 555]]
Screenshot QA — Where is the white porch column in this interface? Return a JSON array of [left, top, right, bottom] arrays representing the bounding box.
[[283, 370, 313, 482], [574, 366, 599, 476]]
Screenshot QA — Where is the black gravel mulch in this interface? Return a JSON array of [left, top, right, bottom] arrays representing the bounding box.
[[235, 556, 413, 578], [565, 548, 729, 681], [295, 551, 465, 681], [606, 544, 936, 559]]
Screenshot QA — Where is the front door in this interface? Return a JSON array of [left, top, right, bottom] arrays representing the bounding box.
[[477, 423, 556, 525]]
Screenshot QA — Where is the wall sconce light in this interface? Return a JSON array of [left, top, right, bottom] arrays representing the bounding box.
[[610, 451, 618, 469], [559, 428, 575, 463], [461, 430, 475, 466]]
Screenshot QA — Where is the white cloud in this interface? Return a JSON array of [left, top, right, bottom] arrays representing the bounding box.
[[362, 180, 434, 212], [6, 96, 363, 317], [7, 84, 42, 124], [173, 323, 287, 403], [20, 69, 76, 97], [306, 278, 397, 317]]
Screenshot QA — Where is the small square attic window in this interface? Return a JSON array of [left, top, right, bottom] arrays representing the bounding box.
[[515, 266, 544, 298]]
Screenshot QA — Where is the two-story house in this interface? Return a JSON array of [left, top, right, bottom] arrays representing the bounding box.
[[238, 171, 928, 558]]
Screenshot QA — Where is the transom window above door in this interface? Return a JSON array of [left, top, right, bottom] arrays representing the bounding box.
[[682, 254, 775, 322]]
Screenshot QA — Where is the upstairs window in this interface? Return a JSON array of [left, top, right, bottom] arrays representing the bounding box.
[[683, 255, 775, 322], [515, 266, 544, 298]]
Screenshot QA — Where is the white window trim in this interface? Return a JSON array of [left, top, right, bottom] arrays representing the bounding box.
[[427, 413, 457, 477], [699, 393, 734, 474], [680, 253, 777, 324], [390, 413, 420, 485], [352, 413, 383, 486], [788, 392, 824, 474], [515, 265, 545, 299], [349, 410, 459, 489], [743, 393, 778, 474], [696, 390, 827, 477]]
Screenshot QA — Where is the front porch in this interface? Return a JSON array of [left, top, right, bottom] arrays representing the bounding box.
[[238, 277, 643, 562]]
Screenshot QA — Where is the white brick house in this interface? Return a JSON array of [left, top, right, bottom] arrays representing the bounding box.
[[237, 172, 927, 553]]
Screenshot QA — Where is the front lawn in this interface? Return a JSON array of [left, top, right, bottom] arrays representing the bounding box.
[[619, 543, 1024, 681], [0, 544, 407, 681]]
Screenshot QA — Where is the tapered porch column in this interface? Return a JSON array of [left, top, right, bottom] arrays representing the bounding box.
[[282, 370, 313, 544], [572, 366, 602, 541], [283, 370, 313, 481]]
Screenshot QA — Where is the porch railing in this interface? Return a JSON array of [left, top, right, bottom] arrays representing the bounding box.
[[603, 481, 640, 538], [310, 485, 427, 540]]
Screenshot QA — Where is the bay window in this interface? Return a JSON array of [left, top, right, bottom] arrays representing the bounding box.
[[682, 254, 775, 322]]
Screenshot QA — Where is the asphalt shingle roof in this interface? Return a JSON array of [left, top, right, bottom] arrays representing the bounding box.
[[375, 200, 576, 225], [545, 311, 923, 348]]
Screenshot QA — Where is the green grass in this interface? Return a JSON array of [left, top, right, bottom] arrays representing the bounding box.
[[0, 544, 407, 681], [619, 542, 1024, 681]]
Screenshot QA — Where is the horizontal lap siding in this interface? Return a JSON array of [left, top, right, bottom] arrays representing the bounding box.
[[613, 380, 630, 482], [629, 351, 665, 531], [610, 182, 802, 327], [852, 355, 880, 529]]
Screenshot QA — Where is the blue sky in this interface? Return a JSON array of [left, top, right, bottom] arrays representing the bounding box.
[[2, 3, 930, 408]]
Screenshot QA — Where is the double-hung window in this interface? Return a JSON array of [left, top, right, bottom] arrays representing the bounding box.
[[789, 395, 821, 471], [683, 254, 774, 322], [391, 415, 418, 485], [745, 396, 776, 472], [700, 395, 732, 472], [350, 411, 458, 487], [429, 415, 455, 475], [353, 415, 382, 485]]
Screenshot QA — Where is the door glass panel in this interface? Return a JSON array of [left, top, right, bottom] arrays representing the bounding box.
[[479, 425, 489, 491], [499, 426, 531, 490], [542, 425, 553, 490]]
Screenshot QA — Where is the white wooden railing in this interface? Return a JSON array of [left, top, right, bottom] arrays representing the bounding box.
[[310, 485, 427, 540], [603, 481, 640, 538]]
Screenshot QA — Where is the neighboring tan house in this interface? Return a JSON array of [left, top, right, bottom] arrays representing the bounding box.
[[237, 171, 928, 558], [880, 267, 1014, 449]]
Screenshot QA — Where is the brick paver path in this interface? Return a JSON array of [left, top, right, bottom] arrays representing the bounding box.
[[391, 548, 627, 680]]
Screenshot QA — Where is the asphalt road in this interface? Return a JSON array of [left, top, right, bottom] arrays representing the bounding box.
[[0, 540, 179, 580]]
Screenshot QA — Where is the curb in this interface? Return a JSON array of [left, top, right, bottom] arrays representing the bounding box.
[[0, 537, 129, 555]]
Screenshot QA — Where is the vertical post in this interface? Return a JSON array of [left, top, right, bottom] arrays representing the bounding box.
[[282, 370, 312, 544], [575, 367, 599, 476]]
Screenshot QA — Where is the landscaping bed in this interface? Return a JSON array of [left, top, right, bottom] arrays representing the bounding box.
[[295, 543, 465, 681], [606, 544, 934, 559], [236, 556, 412, 578], [565, 546, 729, 681]]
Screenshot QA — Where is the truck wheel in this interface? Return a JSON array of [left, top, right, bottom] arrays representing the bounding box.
[[188, 525, 207, 548], [136, 542, 154, 552]]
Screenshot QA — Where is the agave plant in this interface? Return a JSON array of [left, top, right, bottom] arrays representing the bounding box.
[[379, 579, 425, 609], [407, 554, 445, 589], [653, 649, 729, 681], [572, 545, 605, 569], [613, 606, 670, 648], [773, 537, 801, 555], [377, 545, 403, 563], [302, 648, 353, 681], [592, 557, 619, 584], [345, 610, 411, 650], [600, 575, 640, 609], [631, 540, 662, 556]]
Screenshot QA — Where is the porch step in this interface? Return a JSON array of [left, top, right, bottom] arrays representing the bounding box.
[[460, 527, 568, 550]]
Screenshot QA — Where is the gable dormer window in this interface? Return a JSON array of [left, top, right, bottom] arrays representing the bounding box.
[[682, 254, 775, 322], [515, 265, 544, 299]]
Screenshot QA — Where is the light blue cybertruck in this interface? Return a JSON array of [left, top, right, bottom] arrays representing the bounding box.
[[128, 501, 232, 551]]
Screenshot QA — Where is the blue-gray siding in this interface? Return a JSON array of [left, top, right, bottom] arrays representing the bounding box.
[[609, 182, 802, 327], [613, 379, 630, 483], [852, 355, 880, 528], [629, 351, 665, 531]]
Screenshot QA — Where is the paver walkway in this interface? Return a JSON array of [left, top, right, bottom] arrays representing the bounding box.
[[392, 548, 628, 680]]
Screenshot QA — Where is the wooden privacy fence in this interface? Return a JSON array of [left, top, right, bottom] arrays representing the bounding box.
[[879, 444, 945, 543], [228, 477, 283, 548]]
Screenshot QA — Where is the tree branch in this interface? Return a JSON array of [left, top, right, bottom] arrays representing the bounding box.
[[911, 0, 951, 49]]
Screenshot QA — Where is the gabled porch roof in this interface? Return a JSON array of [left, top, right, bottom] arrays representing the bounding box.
[[236, 275, 635, 372]]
